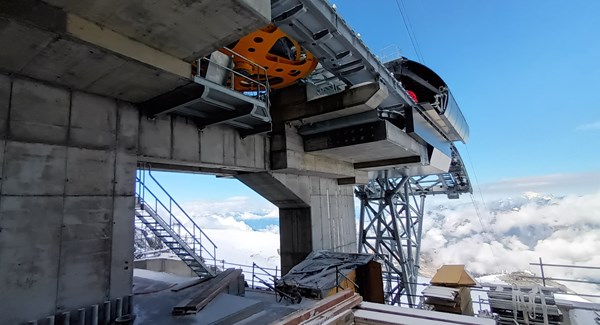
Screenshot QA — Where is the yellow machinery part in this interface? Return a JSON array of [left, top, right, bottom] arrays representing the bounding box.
[[325, 269, 358, 298], [222, 24, 318, 91]]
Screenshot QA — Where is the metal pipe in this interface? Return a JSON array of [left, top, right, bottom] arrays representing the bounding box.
[[539, 257, 546, 287], [103, 301, 111, 325], [529, 262, 600, 270], [520, 275, 600, 285], [116, 298, 123, 318], [78, 308, 85, 325], [47, 316, 55, 325], [91, 305, 98, 325], [126, 295, 133, 314], [62, 312, 70, 325]]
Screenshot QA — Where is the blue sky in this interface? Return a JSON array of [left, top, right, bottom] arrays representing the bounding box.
[[153, 0, 600, 205], [335, 0, 600, 182]]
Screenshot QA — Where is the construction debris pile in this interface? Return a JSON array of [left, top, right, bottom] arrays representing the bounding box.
[[423, 264, 477, 316], [275, 251, 383, 301], [488, 285, 563, 325]]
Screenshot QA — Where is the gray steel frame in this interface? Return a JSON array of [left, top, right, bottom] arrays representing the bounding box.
[[356, 175, 425, 307], [356, 146, 472, 307]]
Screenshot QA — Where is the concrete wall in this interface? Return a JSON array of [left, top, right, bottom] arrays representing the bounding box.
[[0, 74, 136, 324], [0, 72, 359, 322], [0, 72, 273, 323], [238, 172, 357, 274], [134, 259, 195, 278], [276, 174, 357, 273], [137, 114, 269, 173]]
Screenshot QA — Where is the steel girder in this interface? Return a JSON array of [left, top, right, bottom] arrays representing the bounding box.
[[356, 146, 471, 307], [356, 175, 425, 307]]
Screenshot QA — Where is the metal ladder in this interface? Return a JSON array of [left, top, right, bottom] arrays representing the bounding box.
[[135, 167, 217, 278]]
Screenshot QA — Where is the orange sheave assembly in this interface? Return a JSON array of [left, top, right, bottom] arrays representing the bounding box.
[[222, 24, 318, 91]]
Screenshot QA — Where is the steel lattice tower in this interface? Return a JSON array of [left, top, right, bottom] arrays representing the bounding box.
[[356, 145, 471, 307]]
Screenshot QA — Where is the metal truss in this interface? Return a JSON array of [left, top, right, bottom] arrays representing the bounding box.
[[356, 145, 471, 307]]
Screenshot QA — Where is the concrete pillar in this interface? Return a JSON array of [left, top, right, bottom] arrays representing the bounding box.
[[0, 74, 137, 324], [237, 172, 357, 274]]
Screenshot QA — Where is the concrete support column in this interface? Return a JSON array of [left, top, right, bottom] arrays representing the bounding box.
[[0, 74, 137, 324], [279, 207, 312, 275], [237, 172, 357, 274]]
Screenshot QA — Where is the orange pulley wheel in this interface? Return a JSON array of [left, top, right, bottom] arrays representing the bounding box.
[[222, 24, 318, 91]]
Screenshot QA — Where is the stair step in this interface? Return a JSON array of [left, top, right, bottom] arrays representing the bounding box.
[[136, 176, 217, 277]]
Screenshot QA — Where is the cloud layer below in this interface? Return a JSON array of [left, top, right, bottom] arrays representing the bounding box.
[[175, 189, 600, 298]]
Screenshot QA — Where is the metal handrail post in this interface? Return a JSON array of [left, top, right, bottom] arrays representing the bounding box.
[[539, 257, 546, 287], [230, 56, 235, 90]]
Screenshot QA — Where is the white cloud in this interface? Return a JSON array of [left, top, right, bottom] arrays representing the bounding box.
[[576, 120, 600, 131], [478, 172, 600, 198], [182, 196, 278, 220], [154, 181, 600, 300], [421, 191, 600, 300], [204, 228, 280, 270]]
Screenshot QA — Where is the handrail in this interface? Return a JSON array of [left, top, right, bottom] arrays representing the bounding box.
[[135, 169, 218, 266], [136, 177, 216, 261], [146, 170, 217, 249], [203, 258, 280, 291], [198, 46, 271, 105], [199, 56, 269, 96], [222, 46, 271, 95]]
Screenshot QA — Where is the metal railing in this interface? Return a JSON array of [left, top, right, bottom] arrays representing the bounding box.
[[381, 259, 600, 308], [198, 46, 271, 104], [205, 259, 280, 292], [528, 257, 600, 299], [135, 167, 217, 269]]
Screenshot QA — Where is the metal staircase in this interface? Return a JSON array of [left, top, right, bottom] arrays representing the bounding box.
[[135, 168, 217, 278]]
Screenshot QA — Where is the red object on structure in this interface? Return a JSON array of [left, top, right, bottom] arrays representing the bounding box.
[[407, 90, 418, 103]]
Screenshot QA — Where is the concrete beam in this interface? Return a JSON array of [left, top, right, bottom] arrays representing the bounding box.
[[0, 14, 189, 102], [303, 120, 427, 165], [65, 14, 190, 79], [236, 172, 309, 209], [271, 82, 387, 124], [270, 124, 365, 180], [237, 171, 357, 274], [137, 115, 269, 174], [0, 0, 269, 103], [42, 0, 270, 62]]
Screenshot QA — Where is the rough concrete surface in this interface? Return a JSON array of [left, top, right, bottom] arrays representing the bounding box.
[[41, 0, 270, 61], [0, 75, 136, 324]]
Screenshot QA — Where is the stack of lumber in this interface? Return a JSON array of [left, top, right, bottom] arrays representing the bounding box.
[[488, 285, 563, 324], [353, 302, 496, 325], [271, 290, 495, 325], [423, 285, 474, 316], [272, 289, 362, 325], [172, 268, 243, 315]]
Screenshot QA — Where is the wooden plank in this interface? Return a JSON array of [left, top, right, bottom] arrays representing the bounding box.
[[303, 294, 362, 325], [272, 290, 355, 325], [357, 302, 495, 325], [322, 310, 354, 325], [172, 268, 242, 315], [354, 309, 450, 325], [170, 276, 213, 292]]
